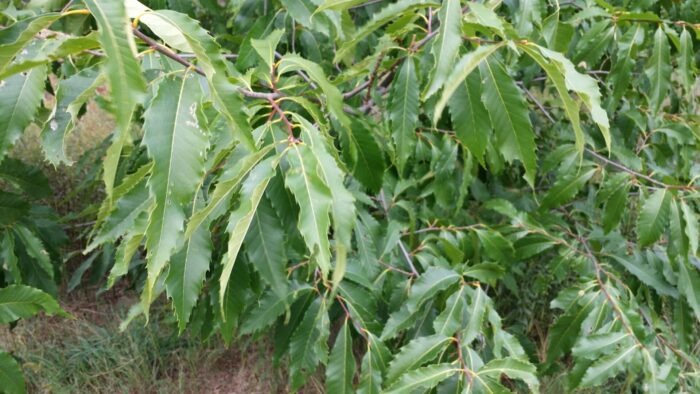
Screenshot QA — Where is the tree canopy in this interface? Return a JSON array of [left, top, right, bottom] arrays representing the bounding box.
[[0, 0, 699, 392]]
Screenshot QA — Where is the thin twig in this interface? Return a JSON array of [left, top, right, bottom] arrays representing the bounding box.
[[517, 81, 556, 123], [364, 51, 386, 103], [405, 224, 481, 235], [240, 89, 284, 100], [520, 77, 699, 191], [61, 0, 76, 12]]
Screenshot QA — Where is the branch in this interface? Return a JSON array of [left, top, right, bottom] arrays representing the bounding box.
[[579, 236, 645, 348], [133, 29, 205, 76], [404, 224, 481, 235], [584, 149, 698, 191], [132, 29, 286, 102]]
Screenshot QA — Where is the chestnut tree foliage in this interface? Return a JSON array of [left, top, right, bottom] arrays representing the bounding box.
[[1, 0, 700, 392]]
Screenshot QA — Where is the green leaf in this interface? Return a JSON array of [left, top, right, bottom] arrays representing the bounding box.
[[326, 319, 355, 394], [87, 181, 151, 252], [645, 26, 671, 113], [519, 44, 585, 155], [669, 198, 688, 259], [386, 334, 452, 384], [462, 263, 504, 285], [0, 349, 25, 393], [681, 201, 698, 256], [533, 46, 611, 151], [185, 144, 275, 239], [479, 58, 537, 186], [0, 65, 47, 161], [0, 192, 29, 226], [219, 156, 277, 313], [540, 169, 596, 210], [338, 282, 379, 331], [678, 260, 700, 321], [0, 34, 99, 81], [245, 196, 288, 298], [573, 20, 614, 66], [390, 57, 419, 174], [143, 10, 254, 148], [165, 197, 212, 333], [142, 75, 207, 303], [281, 0, 333, 38], [1, 233, 21, 284], [289, 297, 330, 390], [0, 284, 68, 323], [609, 255, 678, 298], [514, 0, 542, 36], [636, 188, 671, 247], [546, 292, 597, 363], [106, 224, 145, 289], [41, 67, 101, 165], [466, 2, 506, 37], [476, 357, 539, 392], [572, 332, 632, 359], [680, 29, 695, 98], [358, 333, 391, 394], [343, 119, 384, 193], [674, 299, 692, 350], [14, 226, 53, 279], [125, 1, 191, 51], [434, 43, 504, 124], [334, 0, 439, 62], [0, 13, 61, 73], [84, 0, 147, 196], [609, 25, 644, 108], [285, 143, 333, 277], [239, 284, 312, 335], [0, 158, 51, 199], [93, 162, 153, 231], [383, 363, 457, 394], [603, 178, 631, 233], [251, 29, 284, 72], [474, 228, 514, 262], [433, 285, 467, 336], [448, 71, 490, 165], [541, 11, 573, 53], [580, 343, 640, 388], [297, 116, 355, 258], [462, 286, 489, 344], [382, 267, 461, 340], [315, 0, 366, 13], [423, 0, 462, 99], [278, 54, 349, 128]]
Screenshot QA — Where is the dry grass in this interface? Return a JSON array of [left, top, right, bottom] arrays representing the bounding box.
[[0, 286, 288, 393]]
